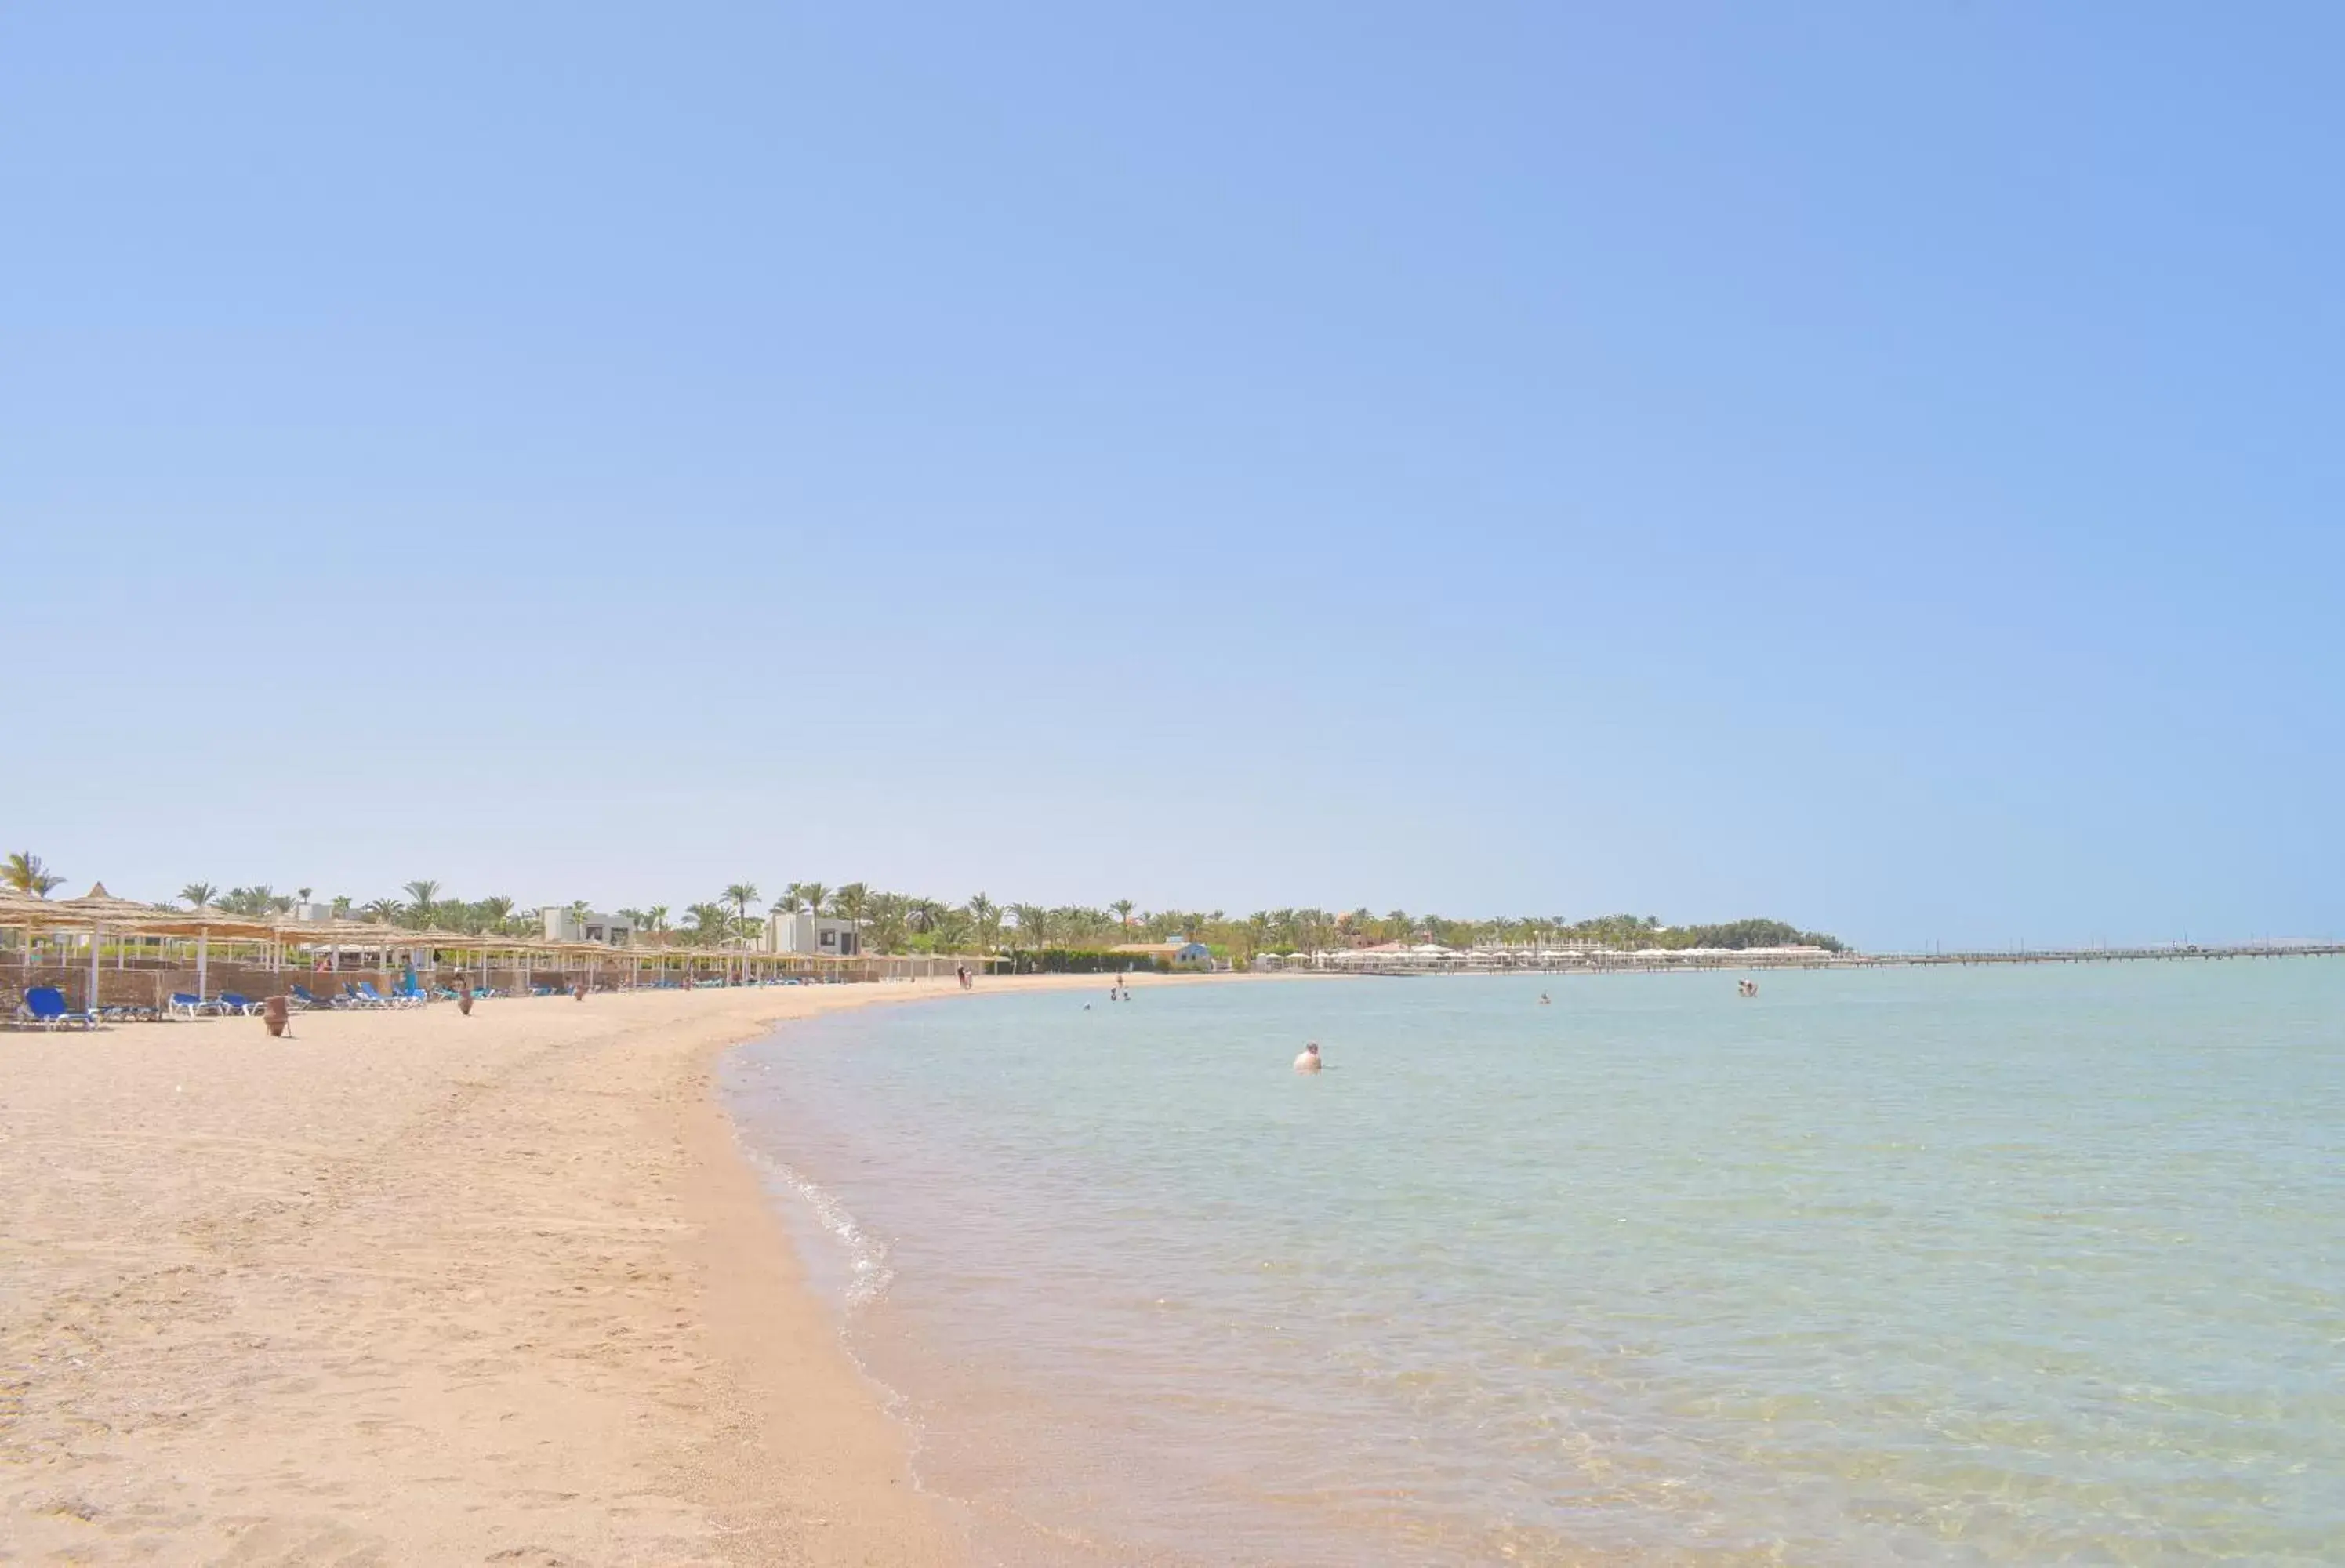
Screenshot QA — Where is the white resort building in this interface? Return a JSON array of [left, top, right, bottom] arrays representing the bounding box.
[[539, 907, 634, 946], [760, 911, 861, 958]]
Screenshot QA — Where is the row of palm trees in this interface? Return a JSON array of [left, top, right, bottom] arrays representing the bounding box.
[[7, 851, 1839, 955]]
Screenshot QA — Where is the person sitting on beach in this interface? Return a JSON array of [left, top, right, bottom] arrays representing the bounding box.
[[1294, 1041, 1323, 1073]]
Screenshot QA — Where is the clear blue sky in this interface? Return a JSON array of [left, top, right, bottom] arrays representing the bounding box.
[[5, 3, 2340, 950]]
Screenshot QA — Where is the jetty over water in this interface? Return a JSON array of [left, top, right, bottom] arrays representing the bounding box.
[[1264, 941, 2345, 977]]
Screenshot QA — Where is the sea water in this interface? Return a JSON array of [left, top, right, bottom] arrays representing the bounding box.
[[721, 962, 2345, 1564]]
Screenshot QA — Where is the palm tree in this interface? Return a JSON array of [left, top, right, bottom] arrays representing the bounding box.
[[797, 883, 829, 920], [926, 906, 971, 949], [361, 897, 402, 924], [1110, 898, 1135, 930], [225, 884, 277, 918], [866, 891, 909, 953], [179, 881, 219, 910], [1008, 903, 1049, 949], [478, 894, 516, 933], [5, 851, 64, 898], [403, 880, 441, 927], [831, 883, 869, 935], [643, 905, 670, 936], [967, 893, 999, 949], [723, 883, 761, 943], [296, 887, 314, 904], [683, 902, 731, 946]]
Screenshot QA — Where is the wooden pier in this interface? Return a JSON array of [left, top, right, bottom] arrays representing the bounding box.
[[1307, 944, 2344, 978]]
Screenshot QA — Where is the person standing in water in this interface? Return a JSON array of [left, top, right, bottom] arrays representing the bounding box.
[[1294, 1041, 1323, 1073]]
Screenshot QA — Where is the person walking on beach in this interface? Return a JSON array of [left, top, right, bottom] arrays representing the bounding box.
[[1294, 1041, 1323, 1073]]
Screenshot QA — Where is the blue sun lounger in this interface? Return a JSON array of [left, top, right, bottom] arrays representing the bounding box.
[[22, 986, 96, 1029]]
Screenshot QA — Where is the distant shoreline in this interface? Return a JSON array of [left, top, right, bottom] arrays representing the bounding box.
[[1297, 943, 2345, 976]]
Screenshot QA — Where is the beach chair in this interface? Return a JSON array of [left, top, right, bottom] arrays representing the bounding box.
[[351, 981, 397, 1008], [169, 993, 218, 1018], [289, 983, 342, 1010], [216, 993, 263, 1016], [391, 980, 430, 1007], [22, 986, 96, 1029]]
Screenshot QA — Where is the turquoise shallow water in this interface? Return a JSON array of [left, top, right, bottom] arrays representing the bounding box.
[[724, 963, 2345, 1564]]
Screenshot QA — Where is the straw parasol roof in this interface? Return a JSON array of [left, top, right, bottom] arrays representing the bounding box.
[[2, 887, 171, 930], [51, 884, 169, 923], [271, 918, 413, 946], [134, 906, 282, 938]]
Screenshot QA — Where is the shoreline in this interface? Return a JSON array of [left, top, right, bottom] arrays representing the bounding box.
[[0, 970, 1286, 1564]]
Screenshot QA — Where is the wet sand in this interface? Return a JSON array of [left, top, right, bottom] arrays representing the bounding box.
[[0, 972, 1193, 1564]]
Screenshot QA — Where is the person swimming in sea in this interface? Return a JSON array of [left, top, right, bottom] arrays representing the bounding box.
[[1538, 992, 1551, 1005], [1293, 1041, 1323, 1073]]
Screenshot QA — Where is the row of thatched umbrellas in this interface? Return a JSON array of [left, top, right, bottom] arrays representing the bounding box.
[[2, 884, 844, 1006]]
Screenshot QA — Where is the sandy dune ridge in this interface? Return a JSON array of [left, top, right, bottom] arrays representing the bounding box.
[[0, 972, 1153, 1566]]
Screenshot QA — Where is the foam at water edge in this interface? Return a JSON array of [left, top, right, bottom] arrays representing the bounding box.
[[738, 1142, 897, 1308]]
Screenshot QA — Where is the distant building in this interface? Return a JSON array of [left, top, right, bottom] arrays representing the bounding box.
[[763, 910, 861, 958], [1109, 940, 1214, 971], [541, 907, 634, 945]]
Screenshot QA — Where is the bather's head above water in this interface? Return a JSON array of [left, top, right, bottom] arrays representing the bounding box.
[[1294, 1042, 1322, 1073]]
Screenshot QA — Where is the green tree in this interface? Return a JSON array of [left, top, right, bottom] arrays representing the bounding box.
[[723, 883, 761, 943], [4, 851, 64, 898], [403, 880, 441, 927], [1110, 898, 1135, 930], [1008, 903, 1048, 948], [179, 881, 219, 910], [967, 893, 1000, 949], [831, 882, 869, 934], [859, 891, 902, 952]]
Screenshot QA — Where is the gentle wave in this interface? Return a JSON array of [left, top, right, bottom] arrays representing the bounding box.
[[738, 1142, 896, 1308]]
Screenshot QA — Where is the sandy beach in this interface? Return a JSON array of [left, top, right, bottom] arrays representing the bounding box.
[[0, 973, 1142, 1566]]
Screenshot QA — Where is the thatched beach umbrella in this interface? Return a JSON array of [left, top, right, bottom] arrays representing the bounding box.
[[0, 891, 78, 986], [135, 903, 280, 999], [269, 917, 407, 978], [48, 884, 170, 1011]]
